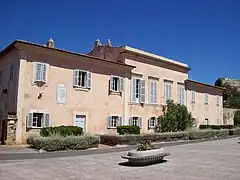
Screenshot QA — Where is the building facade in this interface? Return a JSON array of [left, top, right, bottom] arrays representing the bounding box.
[[0, 39, 224, 144]]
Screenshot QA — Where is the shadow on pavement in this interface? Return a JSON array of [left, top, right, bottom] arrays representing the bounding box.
[[118, 159, 168, 167]]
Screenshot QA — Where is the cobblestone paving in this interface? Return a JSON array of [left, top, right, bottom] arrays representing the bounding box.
[[0, 138, 239, 180]]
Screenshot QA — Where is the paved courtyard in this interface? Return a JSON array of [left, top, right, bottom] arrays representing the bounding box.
[[0, 138, 239, 180]]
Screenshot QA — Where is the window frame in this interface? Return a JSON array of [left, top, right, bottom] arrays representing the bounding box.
[[178, 84, 185, 105], [148, 116, 157, 128], [192, 91, 196, 103], [132, 77, 145, 103], [164, 81, 173, 104], [129, 116, 142, 127], [107, 115, 122, 129], [204, 93, 208, 104], [35, 62, 48, 83], [27, 111, 50, 129], [110, 75, 124, 92], [73, 69, 91, 89]]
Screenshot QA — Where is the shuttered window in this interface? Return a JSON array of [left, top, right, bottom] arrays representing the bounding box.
[[27, 112, 50, 128], [107, 116, 122, 128], [150, 80, 157, 104], [56, 84, 67, 104], [178, 85, 185, 105], [34, 62, 48, 83], [129, 117, 142, 127], [73, 70, 91, 89], [132, 78, 145, 103], [164, 81, 172, 104], [110, 75, 124, 92]]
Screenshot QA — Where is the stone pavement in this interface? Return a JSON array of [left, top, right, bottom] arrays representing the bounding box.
[[0, 138, 239, 180]]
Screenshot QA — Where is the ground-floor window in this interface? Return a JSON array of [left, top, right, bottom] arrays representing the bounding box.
[[27, 112, 50, 128], [108, 116, 122, 128], [148, 117, 157, 128], [204, 118, 209, 125], [129, 116, 142, 127]]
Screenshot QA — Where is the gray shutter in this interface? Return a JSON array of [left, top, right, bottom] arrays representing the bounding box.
[[169, 84, 172, 100], [35, 63, 42, 82], [139, 117, 142, 127], [110, 75, 114, 91], [120, 77, 124, 92], [44, 113, 50, 127], [117, 117, 122, 126], [129, 117, 132, 126], [27, 113, 33, 128], [140, 79, 146, 103], [87, 71, 91, 89], [154, 82, 157, 103], [73, 70, 79, 87], [132, 79, 136, 102], [56, 84, 67, 104], [148, 118, 150, 128], [108, 116, 112, 128], [42, 63, 47, 82]]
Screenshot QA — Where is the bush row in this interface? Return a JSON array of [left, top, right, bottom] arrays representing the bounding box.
[[100, 129, 239, 145], [199, 124, 237, 130], [27, 134, 100, 151], [40, 126, 83, 137], [117, 126, 140, 135]]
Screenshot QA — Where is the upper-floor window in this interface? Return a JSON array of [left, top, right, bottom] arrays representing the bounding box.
[[192, 91, 196, 102], [56, 84, 67, 104], [10, 64, 14, 81], [27, 112, 50, 128], [132, 78, 145, 103], [216, 96, 220, 106], [204, 93, 208, 104], [73, 70, 91, 89], [0, 70, 3, 86], [164, 81, 172, 104], [107, 116, 122, 128], [129, 116, 142, 127], [178, 84, 185, 105], [110, 75, 124, 92], [149, 80, 157, 104], [34, 62, 48, 83]]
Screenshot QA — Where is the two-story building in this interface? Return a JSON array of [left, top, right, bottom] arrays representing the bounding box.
[[0, 39, 223, 144]]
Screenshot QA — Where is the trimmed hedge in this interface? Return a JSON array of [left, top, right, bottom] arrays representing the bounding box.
[[40, 126, 83, 137], [117, 126, 140, 135], [229, 128, 240, 135], [100, 129, 233, 146], [27, 134, 100, 151], [199, 125, 236, 130]]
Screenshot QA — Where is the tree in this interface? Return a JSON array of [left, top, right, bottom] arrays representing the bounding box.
[[156, 100, 193, 132], [234, 110, 240, 126]]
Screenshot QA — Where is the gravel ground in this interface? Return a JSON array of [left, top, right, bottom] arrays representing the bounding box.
[[0, 138, 239, 180]]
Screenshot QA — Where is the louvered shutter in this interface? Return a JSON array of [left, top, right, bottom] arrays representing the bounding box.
[[140, 80, 146, 103], [27, 113, 33, 128], [139, 117, 142, 127], [129, 117, 132, 126], [44, 113, 50, 127], [73, 70, 79, 87], [87, 71, 91, 89], [108, 116, 112, 128], [132, 79, 136, 102], [120, 77, 124, 92], [117, 117, 122, 126], [110, 75, 114, 91]]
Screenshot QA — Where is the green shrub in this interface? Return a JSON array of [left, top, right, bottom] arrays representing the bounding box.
[[229, 128, 240, 135], [40, 126, 83, 137], [199, 124, 235, 130], [117, 125, 140, 135], [234, 110, 240, 126], [27, 134, 100, 151], [218, 125, 235, 129], [188, 129, 229, 140]]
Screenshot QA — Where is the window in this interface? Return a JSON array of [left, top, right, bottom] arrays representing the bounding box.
[[56, 84, 67, 104], [0, 70, 3, 86], [192, 91, 196, 102], [204, 118, 209, 125], [35, 62, 47, 83], [73, 70, 91, 89], [10, 64, 14, 81], [178, 85, 185, 105], [132, 78, 145, 103], [110, 76, 124, 92], [149, 80, 157, 104], [216, 96, 220, 106], [164, 81, 172, 104], [27, 112, 50, 128], [204, 93, 208, 104], [107, 116, 122, 128], [129, 116, 142, 127], [148, 117, 157, 128]]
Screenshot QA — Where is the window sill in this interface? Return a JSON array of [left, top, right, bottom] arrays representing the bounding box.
[[74, 87, 90, 92], [107, 127, 117, 129], [110, 91, 122, 96], [27, 127, 43, 129], [148, 103, 160, 107]]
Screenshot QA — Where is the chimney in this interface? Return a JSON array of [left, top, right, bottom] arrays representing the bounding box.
[[46, 38, 54, 48], [94, 38, 101, 47], [107, 39, 112, 47]]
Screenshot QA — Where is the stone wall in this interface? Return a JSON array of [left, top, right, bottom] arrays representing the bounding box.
[[223, 108, 239, 125], [5, 115, 17, 145]]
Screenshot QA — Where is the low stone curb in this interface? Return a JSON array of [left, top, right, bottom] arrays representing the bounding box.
[[0, 135, 239, 161]]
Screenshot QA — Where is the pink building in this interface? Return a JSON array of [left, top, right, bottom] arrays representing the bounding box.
[[0, 39, 223, 144]]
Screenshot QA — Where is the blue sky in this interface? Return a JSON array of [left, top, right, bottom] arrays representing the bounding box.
[[0, 0, 239, 84]]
